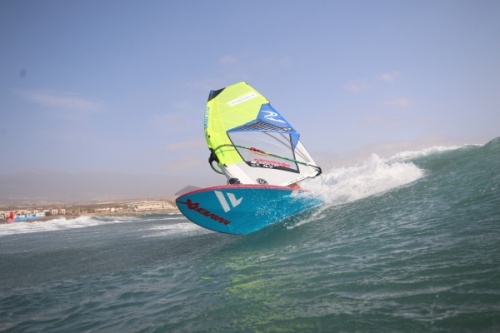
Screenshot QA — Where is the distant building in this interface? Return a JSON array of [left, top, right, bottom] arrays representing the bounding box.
[[128, 201, 175, 212]]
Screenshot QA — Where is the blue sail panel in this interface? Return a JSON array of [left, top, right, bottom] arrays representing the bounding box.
[[227, 103, 300, 150]]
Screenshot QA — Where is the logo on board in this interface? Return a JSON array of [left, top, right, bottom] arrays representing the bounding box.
[[214, 191, 243, 212]]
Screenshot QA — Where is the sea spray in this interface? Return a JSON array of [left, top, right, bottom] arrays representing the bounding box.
[[306, 153, 424, 205], [387, 145, 467, 162]]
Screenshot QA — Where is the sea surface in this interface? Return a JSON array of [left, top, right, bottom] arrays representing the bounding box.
[[1, 138, 499, 332]]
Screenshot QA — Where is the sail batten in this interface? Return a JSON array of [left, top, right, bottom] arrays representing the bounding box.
[[205, 82, 321, 186]]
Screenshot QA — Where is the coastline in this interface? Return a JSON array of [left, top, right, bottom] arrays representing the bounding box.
[[0, 197, 180, 224], [1, 210, 181, 224]]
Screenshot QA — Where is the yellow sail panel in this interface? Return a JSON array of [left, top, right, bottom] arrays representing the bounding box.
[[205, 82, 268, 166]]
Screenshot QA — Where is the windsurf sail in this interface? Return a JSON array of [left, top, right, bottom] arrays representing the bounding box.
[[205, 82, 321, 186]]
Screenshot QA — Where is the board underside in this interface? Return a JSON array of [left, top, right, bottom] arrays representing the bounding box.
[[176, 184, 322, 235]]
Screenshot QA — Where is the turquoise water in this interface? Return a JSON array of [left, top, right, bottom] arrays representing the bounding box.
[[1, 138, 499, 332]]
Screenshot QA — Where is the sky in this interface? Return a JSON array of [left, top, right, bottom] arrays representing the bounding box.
[[1, 0, 499, 200]]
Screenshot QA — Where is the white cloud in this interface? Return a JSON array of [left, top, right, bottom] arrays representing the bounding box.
[[219, 55, 239, 65], [384, 98, 415, 107], [149, 100, 202, 128], [380, 71, 401, 82], [166, 154, 201, 172], [19, 90, 103, 113], [346, 71, 402, 93], [165, 139, 206, 152], [345, 80, 373, 92]]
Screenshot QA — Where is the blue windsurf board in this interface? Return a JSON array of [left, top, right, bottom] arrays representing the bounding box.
[[176, 184, 322, 235]]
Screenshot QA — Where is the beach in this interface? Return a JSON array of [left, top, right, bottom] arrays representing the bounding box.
[[0, 197, 180, 223]]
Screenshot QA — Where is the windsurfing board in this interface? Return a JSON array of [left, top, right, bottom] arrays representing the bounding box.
[[176, 184, 322, 235]]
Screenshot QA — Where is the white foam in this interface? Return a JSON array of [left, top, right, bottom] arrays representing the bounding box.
[[387, 144, 469, 162], [142, 222, 209, 238], [0, 216, 101, 237], [139, 215, 182, 222], [305, 154, 424, 205], [0, 215, 150, 237]]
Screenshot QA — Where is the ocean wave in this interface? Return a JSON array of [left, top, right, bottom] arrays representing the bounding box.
[[306, 153, 424, 205], [142, 222, 209, 238], [0, 215, 136, 237], [387, 144, 478, 162], [138, 214, 183, 222], [0, 213, 189, 237]]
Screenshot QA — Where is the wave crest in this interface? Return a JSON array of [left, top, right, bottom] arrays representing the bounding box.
[[306, 154, 424, 205]]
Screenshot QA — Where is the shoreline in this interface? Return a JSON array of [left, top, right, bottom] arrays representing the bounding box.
[[1, 197, 180, 224], [1, 209, 181, 224]]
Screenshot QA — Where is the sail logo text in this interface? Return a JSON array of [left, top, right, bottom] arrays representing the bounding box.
[[186, 199, 230, 225], [203, 106, 210, 130], [252, 158, 291, 169], [227, 92, 258, 106], [215, 191, 243, 212], [262, 111, 286, 124]]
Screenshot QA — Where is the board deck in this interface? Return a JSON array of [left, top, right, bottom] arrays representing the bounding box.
[[176, 184, 322, 235]]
